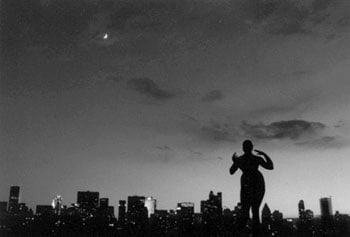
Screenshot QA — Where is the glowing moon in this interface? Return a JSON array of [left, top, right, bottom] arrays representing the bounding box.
[[103, 33, 108, 39]]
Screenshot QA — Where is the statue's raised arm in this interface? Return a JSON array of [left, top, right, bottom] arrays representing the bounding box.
[[229, 152, 239, 175], [255, 149, 274, 170]]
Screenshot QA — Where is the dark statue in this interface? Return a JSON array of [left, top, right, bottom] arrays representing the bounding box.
[[230, 140, 274, 236]]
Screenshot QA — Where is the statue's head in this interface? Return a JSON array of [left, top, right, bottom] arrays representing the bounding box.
[[242, 140, 253, 154]]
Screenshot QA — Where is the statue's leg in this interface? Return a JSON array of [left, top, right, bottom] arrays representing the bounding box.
[[251, 188, 265, 236]]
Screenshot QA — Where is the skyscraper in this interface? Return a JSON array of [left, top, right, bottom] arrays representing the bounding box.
[[144, 196, 156, 218], [8, 186, 20, 214], [77, 191, 99, 214], [200, 191, 222, 234], [200, 191, 222, 215], [118, 200, 126, 222], [127, 196, 148, 229], [127, 196, 146, 214], [99, 198, 109, 210], [0, 202, 7, 215], [298, 200, 305, 221], [176, 202, 195, 233], [320, 197, 333, 221], [52, 195, 63, 215], [262, 203, 271, 224], [177, 202, 195, 216]]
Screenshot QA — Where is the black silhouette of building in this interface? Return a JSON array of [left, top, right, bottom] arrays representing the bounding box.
[[127, 196, 147, 217], [272, 210, 283, 224], [98, 197, 114, 217], [36, 205, 54, 216], [200, 191, 222, 215], [298, 200, 305, 221], [8, 186, 20, 214], [262, 203, 272, 229], [320, 197, 333, 219], [100, 198, 109, 210], [118, 200, 126, 223], [305, 209, 313, 221], [127, 196, 148, 230], [320, 197, 333, 227], [201, 191, 222, 234], [232, 202, 242, 223], [176, 202, 194, 233], [77, 191, 99, 214], [0, 202, 7, 215], [177, 202, 194, 216]]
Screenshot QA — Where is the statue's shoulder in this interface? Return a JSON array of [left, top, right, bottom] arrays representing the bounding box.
[[236, 155, 245, 164]]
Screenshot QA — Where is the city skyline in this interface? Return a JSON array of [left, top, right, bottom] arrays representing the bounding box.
[[0, 185, 342, 219], [2, 0, 350, 219]]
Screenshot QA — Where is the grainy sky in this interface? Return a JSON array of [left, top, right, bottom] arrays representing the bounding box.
[[1, 0, 350, 217]]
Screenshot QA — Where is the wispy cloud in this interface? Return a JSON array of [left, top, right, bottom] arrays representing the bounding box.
[[240, 120, 326, 140], [155, 145, 173, 151], [295, 136, 344, 148], [242, 0, 337, 35], [127, 78, 175, 100], [197, 118, 341, 148], [201, 120, 235, 142], [189, 150, 202, 156]]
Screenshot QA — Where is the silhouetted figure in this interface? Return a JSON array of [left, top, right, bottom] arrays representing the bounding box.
[[230, 140, 274, 236]]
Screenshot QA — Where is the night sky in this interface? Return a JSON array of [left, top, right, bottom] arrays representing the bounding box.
[[1, 0, 350, 217]]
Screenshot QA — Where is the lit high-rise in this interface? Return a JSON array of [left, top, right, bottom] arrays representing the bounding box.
[[144, 196, 156, 218]]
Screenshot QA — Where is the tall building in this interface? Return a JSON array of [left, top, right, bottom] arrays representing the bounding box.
[[77, 191, 99, 214], [0, 202, 7, 215], [177, 202, 195, 216], [200, 191, 222, 214], [127, 196, 148, 226], [200, 191, 222, 233], [128, 196, 146, 214], [52, 195, 63, 215], [144, 196, 156, 218], [8, 186, 20, 214], [262, 203, 272, 224], [100, 198, 109, 210], [272, 210, 283, 224], [118, 200, 126, 222], [176, 202, 195, 233], [99, 198, 112, 217], [298, 200, 305, 221], [320, 197, 333, 221], [305, 209, 314, 221], [232, 202, 242, 221]]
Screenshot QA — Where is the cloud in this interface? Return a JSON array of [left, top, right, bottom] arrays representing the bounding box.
[[241, 0, 338, 35], [295, 136, 344, 148], [201, 120, 235, 142], [127, 78, 175, 100], [155, 145, 173, 151], [240, 119, 326, 140], [195, 117, 342, 149], [202, 90, 224, 102], [189, 150, 202, 156]]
